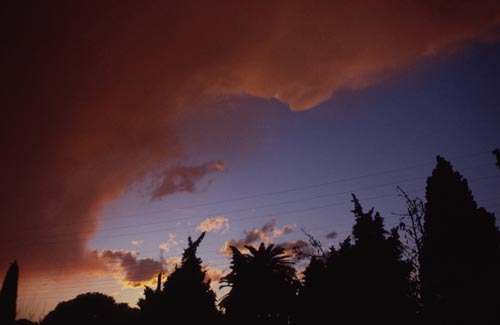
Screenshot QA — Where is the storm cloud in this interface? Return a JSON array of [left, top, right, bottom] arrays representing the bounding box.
[[2, 1, 499, 283]]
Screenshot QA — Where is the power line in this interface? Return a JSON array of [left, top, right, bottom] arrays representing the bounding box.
[[6, 150, 494, 236], [2, 160, 496, 246]]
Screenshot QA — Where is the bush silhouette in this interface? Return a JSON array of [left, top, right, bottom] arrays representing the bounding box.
[[41, 292, 138, 325]]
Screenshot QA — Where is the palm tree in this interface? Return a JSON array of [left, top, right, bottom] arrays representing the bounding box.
[[220, 243, 298, 325]]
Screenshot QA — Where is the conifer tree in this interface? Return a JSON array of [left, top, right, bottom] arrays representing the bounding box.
[[161, 232, 219, 324], [298, 196, 415, 325], [0, 261, 18, 325], [420, 156, 500, 324], [137, 273, 163, 324], [137, 232, 219, 324], [493, 148, 500, 170]]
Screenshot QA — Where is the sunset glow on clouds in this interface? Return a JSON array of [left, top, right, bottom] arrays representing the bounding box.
[[159, 234, 179, 252], [130, 240, 143, 246], [204, 267, 227, 285], [197, 216, 230, 233], [1, 1, 500, 319], [100, 250, 163, 287], [221, 220, 296, 256]]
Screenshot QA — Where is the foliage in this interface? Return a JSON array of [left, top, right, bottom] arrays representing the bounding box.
[[162, 232, 219, 323], [395, 186, 425, 307], [220, 243, 298, 325], [420, 156, 500, 324], [14, 154, 500, 325], [298, 195, 415, 325], [0, 261, 19, 325], [41, 292, 138, 325], [493, 148, 500, 170], [138, 232, 220, 324]]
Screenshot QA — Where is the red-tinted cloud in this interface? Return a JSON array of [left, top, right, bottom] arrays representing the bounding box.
[[1, 1, 499, 283], [152, 161, 226, 199]]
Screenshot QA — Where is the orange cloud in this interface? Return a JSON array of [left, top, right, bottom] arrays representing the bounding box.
[[130, 240, 143, 246], [197, 216, 230, 233], [2, 1, 500, 286], [97, 251, 184, 288], [279, 240, 314, 262], [220, 220, 295, 256], [204, 266, 227, 285], [163, 256, 182, 272], [159, 233, 179, 252]]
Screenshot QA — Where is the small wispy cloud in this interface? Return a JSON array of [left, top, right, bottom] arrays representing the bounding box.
[[204, 266, 227, 284], [220, 220, 295, 256], [131, 239, 144, 246], [197, 216, 229, 233], [326, 231, 337, 239], [159, 233, 178, 252], [279, 239, 314, 262]]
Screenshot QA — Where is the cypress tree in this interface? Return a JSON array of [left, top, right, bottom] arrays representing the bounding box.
[[0, 261, 18, 325], [162, 232, 219, 324], [420, 156, 500, 324]]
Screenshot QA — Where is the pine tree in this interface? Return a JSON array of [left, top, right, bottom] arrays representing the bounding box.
[[298, 196, 415, 325], [493, 148, 500, 170], [137, 273, 163, 324], [342, 195, 414, 324], [161, 232, 219, 324], [420, 156, 500, 324], [296, 255, 327, 325]]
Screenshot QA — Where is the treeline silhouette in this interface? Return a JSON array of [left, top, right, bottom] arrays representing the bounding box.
[[2, 153, 500, 325]]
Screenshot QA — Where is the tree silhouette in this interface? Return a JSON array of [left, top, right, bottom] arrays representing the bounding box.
[[344, 195, 414, 324], [41, 292, 138, 325], [396, 187, 424, 274], [298, 195, 415, 325], [0, 261, 19, 325], [163, 232, 219, 324], [420, 156, 500, 324], [220, 243, 298, 325], [395, 187, 425, 315], [138, 232, 219, 324], [15, 319, 38, 325], [296, 246, 330, 325], [493, 148, 500, 170], [137, 273, 163, 324]]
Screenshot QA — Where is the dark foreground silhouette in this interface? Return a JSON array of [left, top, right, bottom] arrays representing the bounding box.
[[1, 154, 499, 325]]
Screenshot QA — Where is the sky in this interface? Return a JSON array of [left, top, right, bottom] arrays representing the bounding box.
[[1, 1, 500, 320]]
